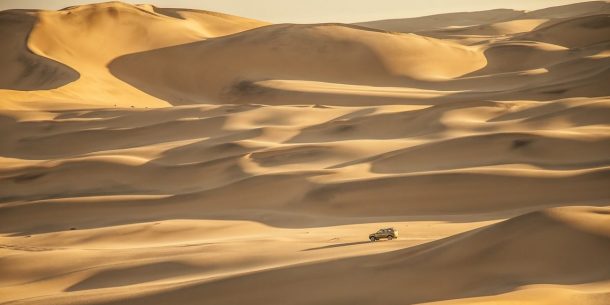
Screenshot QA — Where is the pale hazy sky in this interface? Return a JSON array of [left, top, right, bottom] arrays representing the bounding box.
[[0, 0, 593, 23]]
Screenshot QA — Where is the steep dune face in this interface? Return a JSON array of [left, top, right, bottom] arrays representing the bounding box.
[[109, 23, 486, 105], [1, 2, 610, 305], [0, 10, 79, 90]]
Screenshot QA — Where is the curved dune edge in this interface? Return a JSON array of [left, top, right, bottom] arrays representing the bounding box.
[[0, 10, 79, 91], [108, 23, 487, 105], [0, 2, 269, 109]]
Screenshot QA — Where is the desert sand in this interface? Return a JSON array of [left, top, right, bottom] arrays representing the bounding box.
[[0, 1, 609, 304]]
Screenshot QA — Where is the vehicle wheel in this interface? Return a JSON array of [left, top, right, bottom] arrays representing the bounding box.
[[370, 236, 376, 242], [387, 236, 393, 240]]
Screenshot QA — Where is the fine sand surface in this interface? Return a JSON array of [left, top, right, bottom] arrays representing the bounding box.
[[1, 1, 610, 305]]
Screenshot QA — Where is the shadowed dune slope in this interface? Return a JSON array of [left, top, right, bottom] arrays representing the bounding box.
[[0, 10, 79, 90]]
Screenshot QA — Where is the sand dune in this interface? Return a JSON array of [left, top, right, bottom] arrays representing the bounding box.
[[1, 1, 608, 108], [357, 1, 610, 34], [358, 1, 610, 48], [168, 206, 609, 305], [1, 1, 609, 305], [0, 10, 79, 90], [95, 206, 607, 305], [0, 2, 267, 109], [4, 207, 607, 305], [514, 14, 610, 48], [108, 23, 486, 105], [355, 9, 526, 33]]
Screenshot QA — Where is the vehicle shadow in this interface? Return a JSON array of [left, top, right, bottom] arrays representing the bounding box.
[[303, 240, 378, 251]]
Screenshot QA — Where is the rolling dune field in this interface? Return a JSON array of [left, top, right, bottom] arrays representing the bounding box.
[[1, 1, 609, 304]]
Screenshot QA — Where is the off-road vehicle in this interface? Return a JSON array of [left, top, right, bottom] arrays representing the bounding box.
[[369, 228, 398, 241]]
